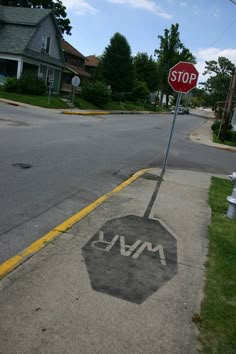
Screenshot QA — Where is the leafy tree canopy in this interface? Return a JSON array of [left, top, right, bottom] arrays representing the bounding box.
[[154, 23, 196, 106], [203, 56, 236, 108], [101, 32, 135, 94], [134, 52, 159, 92], [0, 0, 72, 35]]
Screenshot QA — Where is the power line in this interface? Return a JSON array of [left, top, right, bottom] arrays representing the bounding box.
[[211, 17, 236, 46]]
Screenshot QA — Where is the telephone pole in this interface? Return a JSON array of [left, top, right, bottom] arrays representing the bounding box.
[[221, 71, 236, 141]]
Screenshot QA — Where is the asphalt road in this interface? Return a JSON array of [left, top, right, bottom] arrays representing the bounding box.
[[0, 103, 235, 263]]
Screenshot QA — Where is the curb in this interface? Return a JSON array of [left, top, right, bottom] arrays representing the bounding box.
[[62, 111, 111, 116], [0, 168, 149, 280]]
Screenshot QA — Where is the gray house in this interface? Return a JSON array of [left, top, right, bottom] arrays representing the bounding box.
[[0, 5, 64, 92]]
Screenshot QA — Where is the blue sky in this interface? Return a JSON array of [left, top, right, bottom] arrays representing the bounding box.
[[63, 0, 236, 83]]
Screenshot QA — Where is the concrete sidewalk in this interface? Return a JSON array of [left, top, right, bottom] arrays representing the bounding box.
[[0, 168, 227, 354], [189, 119, 236, 152]]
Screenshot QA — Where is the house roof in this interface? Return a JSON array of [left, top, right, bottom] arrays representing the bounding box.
[[0, 5, 64, 67], [61, 40, 86, 60], [0, 23, 35, 54], [0, 5, 51, 26], [65, 64, 91, 78], [85, 55, 100, 68]]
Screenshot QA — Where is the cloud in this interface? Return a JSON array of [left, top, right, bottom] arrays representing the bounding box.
[[107, 0, 172, 19], [196, 48, 236, 63], [195, 47, 236, 83], [62, 0, 97, 15]]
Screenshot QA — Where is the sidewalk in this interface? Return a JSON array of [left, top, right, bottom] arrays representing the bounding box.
[[0, 168, 227, 354], [189, 118, 236, 152]]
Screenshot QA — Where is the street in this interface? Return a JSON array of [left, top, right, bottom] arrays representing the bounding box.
[[0, 103, 235, 264]]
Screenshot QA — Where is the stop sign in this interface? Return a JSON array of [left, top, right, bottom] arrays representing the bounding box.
[[168, 61, 199, 93]]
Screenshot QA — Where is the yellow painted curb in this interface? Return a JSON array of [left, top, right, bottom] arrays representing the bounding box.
[[0, 168, 149, 280], [62, 111, 111, 115]]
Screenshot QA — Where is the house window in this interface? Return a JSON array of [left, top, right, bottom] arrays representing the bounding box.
[[41, 36, 51, 54]]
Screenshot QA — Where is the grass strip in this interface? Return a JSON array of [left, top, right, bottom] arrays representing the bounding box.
[[199, 177, 236, 353], [0, 90, 69, 109], [213, 132, 236, 147]]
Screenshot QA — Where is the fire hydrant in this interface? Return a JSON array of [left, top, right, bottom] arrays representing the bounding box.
[[226, 172, 236, 219]]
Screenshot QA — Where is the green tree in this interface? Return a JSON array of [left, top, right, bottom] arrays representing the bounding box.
[[132, 80, 150, 101], [134, 52, 159, 92], [101, 32, 135, 96], [203, 56, 235, 109], [155, 23, 195, 107], [0, 0, 72, 35]]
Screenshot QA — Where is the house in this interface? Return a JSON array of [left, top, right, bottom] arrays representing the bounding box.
[[0, 5, 64, 92], [61, 39, 91, 92], [85, 55, 100, 78]]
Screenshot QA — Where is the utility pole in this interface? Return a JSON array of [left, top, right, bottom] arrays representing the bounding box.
[[221, 71, 236, 141]]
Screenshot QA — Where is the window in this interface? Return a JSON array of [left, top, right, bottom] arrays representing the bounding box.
[[41, 36, 51, 54]]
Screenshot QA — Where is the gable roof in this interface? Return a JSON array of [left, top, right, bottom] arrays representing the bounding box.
[[0, 5, 64, 67], [85, 55, 100, 68], [0, 5, 51, 26], [61, 40, 86, 60]]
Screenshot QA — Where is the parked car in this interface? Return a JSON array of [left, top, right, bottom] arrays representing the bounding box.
[[171, 106, 190, 114], [182, 106, 190, 114], [171, 106, 185, 114]]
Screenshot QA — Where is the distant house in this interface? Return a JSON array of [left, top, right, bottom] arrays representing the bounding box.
[[232, 105, 236, 131], [0, 5, 64, 92], [85, 55, 100, 78], [61, 39, 91, 92]]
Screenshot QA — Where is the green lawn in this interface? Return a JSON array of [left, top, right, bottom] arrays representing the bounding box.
[[74, 97, 167, 112], [199, 177, 236, 353], [213, 132, 236, 147], [0, 89, 69, 109]]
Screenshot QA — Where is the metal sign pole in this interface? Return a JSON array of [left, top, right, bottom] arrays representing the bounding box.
[[161, 92, 182, 178], [48, 83, 52, 105], [72, 85, 76, 105]]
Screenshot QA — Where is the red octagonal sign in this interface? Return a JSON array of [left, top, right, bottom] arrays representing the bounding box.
[[168, 61, 199, 93]]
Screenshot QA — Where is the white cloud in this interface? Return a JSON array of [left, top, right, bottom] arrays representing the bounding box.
[[196, 47, 236, 63], [195, 47, 236, 83], [62, 0, 97, 15], [107, 0, 172, 19]]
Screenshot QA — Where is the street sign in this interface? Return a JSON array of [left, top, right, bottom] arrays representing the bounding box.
[[168, 61, 199, 93], [71, 75, 80, 87], [82, 215, 177, 304]]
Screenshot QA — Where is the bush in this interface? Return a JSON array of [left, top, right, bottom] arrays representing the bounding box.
[[81, 81, 111, 106], [131, 81, 150, 101], [211, 120, 221, 132], [231, 131, 236, 142], [19, 73, 46, 95], [4, 78, 19, 92], [4, 73, 46, 95]]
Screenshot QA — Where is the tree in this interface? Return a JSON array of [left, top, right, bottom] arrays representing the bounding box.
[[101, 32, 135, 96], [134, 52, 159, 92], [0, 0, 72, 35], [203, 56, 235, 109], [155, 23, 195, 107]]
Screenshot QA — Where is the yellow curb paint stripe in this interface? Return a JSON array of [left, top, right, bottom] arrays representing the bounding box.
[[0, 168, 149, 280], [62, 111, 111, 115]]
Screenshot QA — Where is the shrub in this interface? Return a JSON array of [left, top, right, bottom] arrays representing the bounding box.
[[231, 131, 236, 142], [4, 78, 19, 92], [4, 73, 46, 95], [132, 80, 150, 101], [81, 81, 111, 106], [19, 73, 46, 95], [211, 120, 221, 132]]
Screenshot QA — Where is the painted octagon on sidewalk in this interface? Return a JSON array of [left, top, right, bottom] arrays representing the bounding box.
[[82, 215, 178, 304]]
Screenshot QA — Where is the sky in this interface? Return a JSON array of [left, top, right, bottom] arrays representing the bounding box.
[[63, 0, 236, 83]]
